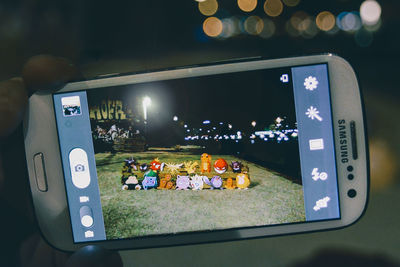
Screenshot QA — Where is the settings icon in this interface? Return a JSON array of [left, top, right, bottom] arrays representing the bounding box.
[[304, 76, 319, 91]]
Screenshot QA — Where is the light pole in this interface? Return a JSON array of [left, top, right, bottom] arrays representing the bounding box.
[[142, 96, 151, 135]]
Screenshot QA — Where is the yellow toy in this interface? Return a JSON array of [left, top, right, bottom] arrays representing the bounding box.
[[236, 173, 250, 189], [183, 161, 198, 174], [200, 153, 212, 173], [164, 163, 183, 175], [224, 178, 236, 189]]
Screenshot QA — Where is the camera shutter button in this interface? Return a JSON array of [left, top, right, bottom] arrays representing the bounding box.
[[69, 148, 91, 189]]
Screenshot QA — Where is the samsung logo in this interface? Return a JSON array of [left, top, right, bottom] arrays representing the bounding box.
[[338, 119, 348, 163]]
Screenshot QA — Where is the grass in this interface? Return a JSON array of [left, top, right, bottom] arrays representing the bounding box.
[[96, 152, 305, 239]]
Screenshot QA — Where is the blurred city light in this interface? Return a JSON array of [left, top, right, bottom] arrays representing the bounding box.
[[244, 16, 264, 35], [238, 0, 258, 12], [173, 116, 178, 121], [203, 17, 223, 37], [259, 18, 275, 38], [203, 120, 211, 124], [282, 0, 300, 7], [251, 121, 257, 127], [360, 0, 381, 26], [198, 0, 219, 16], [355, 28, 373, 47], [264, 0, 284, 17], [337, 12, 362, 32], [316, 11, 335, 31], [220, 17, 239, 38]]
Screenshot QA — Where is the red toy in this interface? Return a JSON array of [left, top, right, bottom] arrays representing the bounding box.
[[150, 158, 164, 171], [214, 158, 228, 174]]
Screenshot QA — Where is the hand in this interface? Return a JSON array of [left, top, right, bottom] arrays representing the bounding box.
[[0, 55, 122, 267]]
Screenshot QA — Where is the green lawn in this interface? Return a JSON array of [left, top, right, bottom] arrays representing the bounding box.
[[95, 152, 305, 239]]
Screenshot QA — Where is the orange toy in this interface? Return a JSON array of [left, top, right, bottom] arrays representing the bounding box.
[[200, 153, 212, 173], [158, 174, 172, 189], [224, 178, 236, 189], [165, 180, 175, 189]]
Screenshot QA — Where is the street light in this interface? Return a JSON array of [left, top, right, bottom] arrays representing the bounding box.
[[251, 121, 257, 127], [173, 115, 178, 121], [142, 96, 151, 121], [143, 96, 151, 135]]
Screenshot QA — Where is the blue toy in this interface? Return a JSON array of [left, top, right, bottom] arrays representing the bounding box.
[[142, 170, 158, 190]]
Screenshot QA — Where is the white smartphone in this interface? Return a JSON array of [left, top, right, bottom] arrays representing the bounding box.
[[23, 54, 369, 251]]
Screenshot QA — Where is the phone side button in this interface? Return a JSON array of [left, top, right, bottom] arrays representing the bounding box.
[[33, 153, 48, 192]]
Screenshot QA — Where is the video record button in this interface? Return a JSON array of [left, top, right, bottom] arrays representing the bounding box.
[[80, 206, 94, 228]]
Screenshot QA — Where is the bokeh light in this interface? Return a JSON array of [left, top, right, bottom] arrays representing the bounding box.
[[198, 0, 219, 16], [259, 18, 276, 38], [282, 0, 300, 7], [244, 16, 264, 35], [264, 0, 284, 17], [355, 28, 373, 47], [203, 17, 223, 37], [337, 12, 362, 32], [238, 0, 258, 12], [360, 0, 381, 26], [220, 17, 240, 38], [316, 11, 335, 31]]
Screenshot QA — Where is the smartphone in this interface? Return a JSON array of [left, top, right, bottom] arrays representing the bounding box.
[[23, 54, 369, 251]]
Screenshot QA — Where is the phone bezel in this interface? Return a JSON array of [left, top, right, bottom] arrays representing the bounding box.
[[23, 54, 369, 251]]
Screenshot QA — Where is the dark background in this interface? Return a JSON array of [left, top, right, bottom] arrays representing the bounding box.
[[1, 0, 399, 266]]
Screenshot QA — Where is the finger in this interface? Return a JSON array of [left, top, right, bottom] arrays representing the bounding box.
[[0, 78, 28, 138], [66, 246, 123, 267], [22, 55, 82, 95]]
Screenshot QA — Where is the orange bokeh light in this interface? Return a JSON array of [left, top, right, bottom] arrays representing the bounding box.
[[203, 17, 223, 37], [238, 0, 258, 12], [198, 0, 218, 16], [316, 11, 335, 31], [264, 0, 284, 17]]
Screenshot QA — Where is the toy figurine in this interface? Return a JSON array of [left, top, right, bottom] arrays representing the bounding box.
[[165, 180, 175, 190], [165, 162, 183, 175], [150, 158, 165, 172], [183, 161, 198, 174], [122, 175, 139, 190], [224, 178, 236, 189], [176, 175, 191, 190], [142, 170, 158, 190], [200, 153, 212, 173], [231, 161, 242, 173], [190, 175, 204, 190], [158, 174, 172, 189], [214, 158, 228, 174], [236, 173, 250, 189], [125, 157, 138, 171], [121, 157, 139, 183], [203, 176, 224, 190], [140, 163, 149, 172]]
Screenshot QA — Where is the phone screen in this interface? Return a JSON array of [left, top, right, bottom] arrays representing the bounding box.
[[53, 63, 340, 243]]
